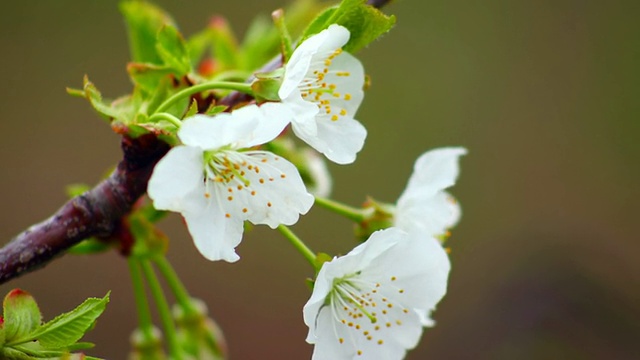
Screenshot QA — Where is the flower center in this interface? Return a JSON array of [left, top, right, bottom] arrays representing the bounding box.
[[200, 150, 285, 218], [327, 273, 412, 356], [298, 49, 354, 122]]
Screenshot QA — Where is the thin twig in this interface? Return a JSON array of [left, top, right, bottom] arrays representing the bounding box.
[[0, 135, 169, 284]]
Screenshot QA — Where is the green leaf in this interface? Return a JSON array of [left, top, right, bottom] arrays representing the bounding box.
[[110, 89, 145, 126], [3, 289, 42, 342], [120, 0, 176, 64], [272, 9, 294, 62], [241, 0, 323, 71], [156, 25, 192, 75], [187, 27, 215, 68], [65, 342, 95, 351], [127, 62, 175, 95], [184, 98, 199, 119], [302, 0, 396, 53], [22, 293, 109, 349], [209, 16, 240, 71], [301, 7, 336, 40], [77, 76, 119, 121], [139, 76, 188, 119], [205, 104, 228, 116], [0, 322, 5, 348]]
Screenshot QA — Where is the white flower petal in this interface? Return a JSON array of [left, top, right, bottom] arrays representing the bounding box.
[[182, 202, 243, 263], [178, 113, 257, 150], [147, 145, 205, 213], [247, 102, 293, 147], [415, 308, 436, 327], [282, 90, 320, 136], [317, 51, 365, 115], [365, 233, 451, 320], [280, 24, 367, 164], [304, 228, 451, 359], [310, 306, 412, 360], [395, 147, 466, 236], [293, 115, 366, 164], [218, 151, 314, 228], [395, 191, 461, 237], [279, 25, 350, 99], [404, 147, 467, 197]]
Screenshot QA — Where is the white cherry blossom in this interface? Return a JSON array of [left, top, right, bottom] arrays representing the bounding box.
[[303, 228, 451, 360], [148, 103, 314, 262], [278, 24, 366, 165], [394, 147, 467, 238]]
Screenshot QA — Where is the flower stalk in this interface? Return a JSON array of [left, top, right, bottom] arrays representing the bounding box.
[[155, 81, 254, 114], [140, 259, 183, 360], [277, 225, 317, 269]]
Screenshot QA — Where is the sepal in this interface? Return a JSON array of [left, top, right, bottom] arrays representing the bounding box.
[[353, 197, 395, 242]]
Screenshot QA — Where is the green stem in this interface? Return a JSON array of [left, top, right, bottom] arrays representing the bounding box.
[[314, 197, 368, 222], [155, 81, 253, 114], [211, 70, 252, 82], [277, 225, 317, 269], [140, 259, 183, 360], [128, 258, 154, 339], [152, 255, 196, 314], [148, 112, 183, 128]]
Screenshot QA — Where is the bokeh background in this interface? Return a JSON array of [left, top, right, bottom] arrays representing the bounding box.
[[1, 0, 638, 359]]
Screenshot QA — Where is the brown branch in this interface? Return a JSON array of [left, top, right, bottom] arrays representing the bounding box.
[[0, 135, 169, 284], [0, 0, 391, 285]]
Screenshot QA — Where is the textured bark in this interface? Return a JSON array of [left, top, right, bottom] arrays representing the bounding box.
[[0, 135, 169, 284]]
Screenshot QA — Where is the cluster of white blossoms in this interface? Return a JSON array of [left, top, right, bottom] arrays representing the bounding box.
[[303, 148, 465, 359], [147, 24, 466, 360], [148, 24, 365, 262]]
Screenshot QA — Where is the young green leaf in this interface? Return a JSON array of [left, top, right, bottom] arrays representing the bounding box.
[[205, 104, 228, 116], [78, 76, 120, 121], [184, 98, 199, 119], [3, 289, 42, 342], [241, 0, 323, 71], [187, 27, 215, 68], [126, 63, 175, 95], [156, 25, 192, 75], [302, 0, 396, 53], [209, 16, 240, 71], [120, 0, 176, 64], [22, 293, 109, 349]]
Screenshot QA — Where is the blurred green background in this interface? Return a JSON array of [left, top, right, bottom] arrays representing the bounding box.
[[1, 1, 638, 359]]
